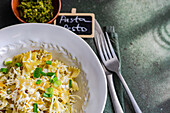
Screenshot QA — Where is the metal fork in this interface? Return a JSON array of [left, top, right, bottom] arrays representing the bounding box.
[[95, 32, 124, 113], [96, 32, 142, 113]]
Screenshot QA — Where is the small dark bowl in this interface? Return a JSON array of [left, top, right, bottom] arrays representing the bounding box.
[[11, 0, 61, 24]]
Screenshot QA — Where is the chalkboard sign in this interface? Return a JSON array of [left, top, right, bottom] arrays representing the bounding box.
[[54, 9, 95, 38]]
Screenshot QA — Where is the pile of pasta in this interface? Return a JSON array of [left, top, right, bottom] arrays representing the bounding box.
[[0, 50, 80, 113]]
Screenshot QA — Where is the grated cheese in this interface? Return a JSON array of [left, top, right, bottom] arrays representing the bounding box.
[[0, 50, 80, 112]]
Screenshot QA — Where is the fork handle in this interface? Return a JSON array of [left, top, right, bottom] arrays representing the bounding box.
[[107, 74, 124, 113], [117, 71, 142, 113]]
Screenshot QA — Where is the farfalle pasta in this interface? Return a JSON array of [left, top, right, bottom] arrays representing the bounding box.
[[0, 50, 80, 113]]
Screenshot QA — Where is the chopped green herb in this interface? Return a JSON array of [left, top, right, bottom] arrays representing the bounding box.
[[36, 80, 41, 85], [47, 72, 55, 77], [45, 87, 54, 94], [34, 68, 41, 78], [50, 76, 58, 83], [4, 61, 12, 65], [33, 103, 38, 112], [0, 68, 8, 74], [15, 63, 22, 67], [4, 58, 12, 66], [40, 71, 46, 76], [69, 79, 72, 88], [54, 80, 61, 87], [42, 93, 52, 97], [49, 79, 53, 83], [46, 61, 52, 65]]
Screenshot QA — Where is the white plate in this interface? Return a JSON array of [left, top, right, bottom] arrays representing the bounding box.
[[0, 23, 107, 113]]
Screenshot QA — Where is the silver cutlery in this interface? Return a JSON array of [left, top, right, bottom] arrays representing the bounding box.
[[95, 21, 142, 113], [95, 21, 124, 113]]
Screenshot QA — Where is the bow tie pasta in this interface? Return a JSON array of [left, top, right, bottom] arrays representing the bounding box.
[[0, 50, 80, 113]]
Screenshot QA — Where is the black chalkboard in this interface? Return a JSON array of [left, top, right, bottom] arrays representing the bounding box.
[[55, 14, 95, 38]]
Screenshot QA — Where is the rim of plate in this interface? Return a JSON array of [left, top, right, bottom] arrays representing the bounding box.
[[0, 23, 107, 113]]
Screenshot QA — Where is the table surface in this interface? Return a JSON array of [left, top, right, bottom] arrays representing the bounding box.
[[0, 0, 170, 113]]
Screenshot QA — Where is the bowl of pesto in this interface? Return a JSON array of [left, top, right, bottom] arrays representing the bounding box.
[[11, 0, 61, 23]]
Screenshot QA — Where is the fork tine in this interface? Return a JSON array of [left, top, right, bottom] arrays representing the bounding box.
[[95, 33, 106, 63], [99, 34, 109, 60], [102, 32, 112, 59], [105, 32, 117, 59]]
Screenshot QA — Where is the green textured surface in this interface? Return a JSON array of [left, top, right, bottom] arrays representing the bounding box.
[[0, 0, 170, 113]]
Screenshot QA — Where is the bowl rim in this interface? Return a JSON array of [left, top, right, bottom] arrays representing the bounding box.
[[11, 0, 61, 24]]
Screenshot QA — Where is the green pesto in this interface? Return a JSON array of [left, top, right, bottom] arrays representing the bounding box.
[[18, 0, 54, 23]]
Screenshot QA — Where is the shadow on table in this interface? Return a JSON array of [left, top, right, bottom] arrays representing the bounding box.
[[121, 4, 170, 43], [152, 99, 170, 113], [153, 19, 170, 50]]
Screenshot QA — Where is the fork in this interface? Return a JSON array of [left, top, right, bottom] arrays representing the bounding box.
[[95, 33, 124, 113], [96, 32, 142, 113]]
